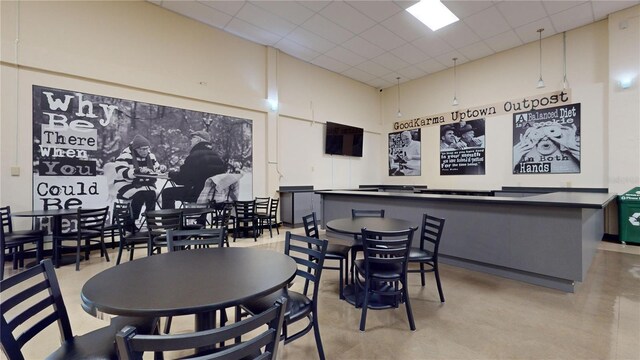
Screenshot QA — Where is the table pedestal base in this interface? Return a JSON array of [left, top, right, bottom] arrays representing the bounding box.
[[343, 284, 401, 310]]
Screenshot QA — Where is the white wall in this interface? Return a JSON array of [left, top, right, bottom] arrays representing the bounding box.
[[0, 1, 381, 208]]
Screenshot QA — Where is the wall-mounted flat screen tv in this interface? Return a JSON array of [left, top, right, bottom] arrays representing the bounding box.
[[325, 121, 364, 157]]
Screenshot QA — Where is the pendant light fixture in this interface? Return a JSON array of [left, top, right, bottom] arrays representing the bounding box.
[[536, 28, 545, 88], [452, 57, 459, 106], [396, 77, 402, 118], [562, 31, 569, 90]]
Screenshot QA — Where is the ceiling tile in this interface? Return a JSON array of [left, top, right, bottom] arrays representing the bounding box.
[[371, 52, 410, 71], [297, 1, 331, 12], [198, 1, 245, 16], [358, 60, 394, 77], [441, 0, 494, 18], [485, 30, 523, 52], [320, 2, 377, 34], [275, 38, 321, 62], [369, 77, 395, 89], [162, 1, 233, 29], [392, 43, 431, 64], [311, 54, 352, 73], [436, 21, 482, 49], [301, 14, 354, 44], [360, 24, 407, 51], [381, 11, 432, 42], [434, 51, 469, 68], [416, 58, 447, 74], [235, 3, 297, 37], [249, 1, 315, 25], [550, 2, 594, 33], [286, 26, 336, 53], [542, 1, 587, 14], [325, 46, 367, 66], [412, 34, 454, 58], [464, 6, 511, 38], [224, 18, 282, 45], [347, 1, 404, 22], [340, 67, 378, 83], [591, 1, 640, 20], [497, 1, 548, 28], [342, 36, 386, 58], [397, 65, 428, 80], [458, 41, 495, 60], [514, 17, 556, 43]]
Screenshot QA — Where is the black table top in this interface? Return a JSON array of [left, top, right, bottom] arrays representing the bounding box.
[[81, 248, 297, 318], [326, 217, 416, 235], [12, 208, 79, 217]]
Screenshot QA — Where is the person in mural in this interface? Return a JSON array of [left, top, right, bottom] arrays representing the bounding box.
[[513, 123, 580, 173], [440, 125, 467, 151], [458, 124, 484, 148], [161, 130, 226, 209], [113, 134, 166, 220], [396, 130, 421, 176]]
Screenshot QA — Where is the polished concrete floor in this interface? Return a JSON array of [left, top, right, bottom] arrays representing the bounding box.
[[2, 228, 639, 360]]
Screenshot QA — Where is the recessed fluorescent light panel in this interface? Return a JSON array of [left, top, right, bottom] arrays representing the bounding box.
[[407, 0, 459, 31]]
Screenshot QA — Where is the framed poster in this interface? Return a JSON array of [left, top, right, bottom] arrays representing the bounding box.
[[513, 104, 581, 174], [389, 129, 421, 176], [32, 85, 253, 228], [440, 119, 486, 175]]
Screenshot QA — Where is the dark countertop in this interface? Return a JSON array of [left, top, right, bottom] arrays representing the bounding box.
[[315, 190, 617, 209]]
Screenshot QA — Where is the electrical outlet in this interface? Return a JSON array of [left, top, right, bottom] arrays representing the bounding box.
[[10, 166, 20, 176]]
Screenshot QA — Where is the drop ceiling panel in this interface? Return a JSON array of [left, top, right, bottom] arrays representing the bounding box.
[[359, 24, 407, 51], [497, 1, 549, 28], [319, 1, 377, 34], [550, 2, 595, 32]]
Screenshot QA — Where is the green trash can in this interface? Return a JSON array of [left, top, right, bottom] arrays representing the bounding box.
[[618, 187, 640, 244]]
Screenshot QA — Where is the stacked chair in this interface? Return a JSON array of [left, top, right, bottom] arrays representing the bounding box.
[[0, 206, 44, 280]]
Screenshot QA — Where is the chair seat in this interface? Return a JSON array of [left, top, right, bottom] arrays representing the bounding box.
[[122, 234, 149, 245], [408, 248, 434, 262], [59, 229, 103, 239], [243, 288, 312, 324], [6, 229, 45, 239], [326, 243, 350, 258], [354, 259, 403, 280]]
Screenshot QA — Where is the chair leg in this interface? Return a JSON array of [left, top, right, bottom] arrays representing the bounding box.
[[0, 248, 5, 280], [75, 239, 82, 271], [129, 246, 136, 261], [116, 241, 125, 265], [420, 263, 426, 286], [36, 237, 44, 263], [100, 236, 110, 262], [338, 259, 345, 300], [312, 313, 326, 360], [359, 282, 370, 331], [402, 280, 416, 330], [434, 266, 445, 302], [267, 219, 273, 238]]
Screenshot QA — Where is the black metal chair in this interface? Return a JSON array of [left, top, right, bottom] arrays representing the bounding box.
[[239, 232, 328, 360], [103, 203, 130, 249], [211, 202, 233, 247], [350, 209, 385, 283], [303, 212, 350, 299], [233, 200, 258, 242], [354, 227, 416, 331], [408, 213, 446, 302], [258, 198, 280, 238], [1, 259, 157, 360], [116, 298, 287, 360], [0, 206, 44, 280], [55, 207, 110, 271], [115, 204, 149, 265], [145, 209, 182, 255], [163, 228, 227, 334]]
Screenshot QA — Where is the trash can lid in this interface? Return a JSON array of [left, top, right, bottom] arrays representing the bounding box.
[[619, 187, 640, 202]]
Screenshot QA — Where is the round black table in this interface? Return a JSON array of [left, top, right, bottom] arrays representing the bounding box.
[[81, 247, 297, 331], [13, 208, 81, 267], [325, 217, 417, 308], [326, 217, 415, 235]]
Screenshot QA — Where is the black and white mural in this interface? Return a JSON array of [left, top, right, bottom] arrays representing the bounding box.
[[388, 129, 421, 176], [439, 118, 486, 175], [32, 85, 253, 223]]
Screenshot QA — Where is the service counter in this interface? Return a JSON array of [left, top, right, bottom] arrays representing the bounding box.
[[316, 189, 616, 292]]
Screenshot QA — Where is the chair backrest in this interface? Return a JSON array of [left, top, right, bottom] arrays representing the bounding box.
[[146, 210, 182, 235], [116, 298, 288, 360], [77, 207, 109, 232], [302, 212, 319, 239], [360, 227, 415, 276], [1, 259, 73, 360], [215, 202, 234, 229], [166, 228, 226, 251], [285, 232, 328, 298], [267, 198, 279, 218], [110, 202, 130, 225], [351, 209, 385, 218], [419, 214, 446, 255], [114, 204, 137, 237], [0, 206, 13, 234], [255, 197, 270, 216], [234, 200, 256, 219]]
